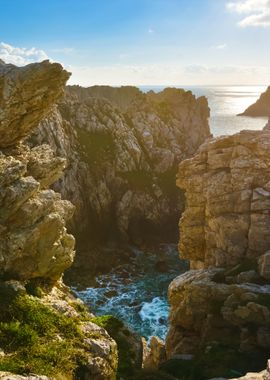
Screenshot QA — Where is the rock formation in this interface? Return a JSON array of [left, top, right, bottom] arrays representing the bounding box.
[[28, 85, 211, 274], [165, 124, 270, 379], [239, 86, 270, 117], [0, 60, 118, 379]]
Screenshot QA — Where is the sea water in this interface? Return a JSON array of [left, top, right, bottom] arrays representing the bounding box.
[[75, 245, 187, 340], [75, 85, 268, 340], [141, 85, 268, 136]]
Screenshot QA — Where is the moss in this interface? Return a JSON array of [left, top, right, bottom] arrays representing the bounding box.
[[69, 300, 92, 321], [25, 279, 45, 298], [0, 294, 89, 379], [91, 315, 135, 379]]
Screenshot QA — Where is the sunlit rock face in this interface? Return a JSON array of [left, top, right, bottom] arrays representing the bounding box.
[[0, 61, 118, 380], [32, 86, 211, 252], [239, 86, 270, 117], [166, 124, 270, 378], [0, 60, 74, 282]]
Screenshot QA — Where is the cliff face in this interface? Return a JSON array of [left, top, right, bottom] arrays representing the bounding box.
[[166, 125, 270, 379], [0, 60, 74, 282], [30, 85, 211, 259], [0, 61, 118, 380], [239, 86, 270, 117]]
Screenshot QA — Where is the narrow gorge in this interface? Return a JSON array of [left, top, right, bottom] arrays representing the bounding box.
[[1, 58, 270, 380]]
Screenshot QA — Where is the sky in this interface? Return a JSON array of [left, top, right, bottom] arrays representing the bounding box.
[[0, 0, 270, 86]]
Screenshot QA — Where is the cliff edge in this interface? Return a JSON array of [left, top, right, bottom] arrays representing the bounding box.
[[0, 60, 118, 380], [29, 85, 211, 276], [239, 86, 270, 117], [165, 124, 270, 379]]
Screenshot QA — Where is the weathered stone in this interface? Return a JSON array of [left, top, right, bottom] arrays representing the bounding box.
[[258, 252, 270, 281], [0, 60, 70, 147], [31, 86, 211, 252]]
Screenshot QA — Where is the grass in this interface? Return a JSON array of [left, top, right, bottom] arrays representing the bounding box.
[[0, 294, 90, 379]]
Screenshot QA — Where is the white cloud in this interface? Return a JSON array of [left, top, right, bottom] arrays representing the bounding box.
[[216, 43, 227, 49], [67, 63, 270, 86], [0, 42, 49, 65], [227, 0, 270, 27]]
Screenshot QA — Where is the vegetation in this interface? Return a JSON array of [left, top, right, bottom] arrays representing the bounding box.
[[91, 315, 137, 379], [0, 294, 90, 379]]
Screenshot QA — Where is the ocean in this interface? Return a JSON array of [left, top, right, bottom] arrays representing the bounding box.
[[141, 85, 268, 136], [75, 85, 268, 341]]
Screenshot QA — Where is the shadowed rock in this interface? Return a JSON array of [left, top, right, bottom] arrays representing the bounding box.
[[239, 86, 270, 117]]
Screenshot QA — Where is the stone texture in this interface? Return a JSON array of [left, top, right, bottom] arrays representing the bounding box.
[[239, 86, 270, 117], [0, 61, 74, 282], [177, 126, 270, 269], [29, 85, 211, 272], [0, 60, 70, 148], [0, 60, 118, 380], [166, 124, 270, 378]]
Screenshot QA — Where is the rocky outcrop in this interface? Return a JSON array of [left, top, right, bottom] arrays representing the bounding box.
[[0, 60, 74, 282], [165, 124, 270, 379], [30, 85, 210, 270], [239, 86, 270, 117], [0, 60, 118, 379]]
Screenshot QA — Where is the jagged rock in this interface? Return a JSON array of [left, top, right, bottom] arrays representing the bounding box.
[[239, 86, 270, 117], [0, 60, 70, 148], [144, 336, 167, 370], [0, 60, 119, 380], [166, 123, 270, 378], [0, 61, 75, 282], [29, 85, 210, 272], [177, 125, 270, 269]]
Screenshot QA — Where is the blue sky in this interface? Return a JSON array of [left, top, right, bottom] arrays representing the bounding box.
[[1, 0, 270, 85]]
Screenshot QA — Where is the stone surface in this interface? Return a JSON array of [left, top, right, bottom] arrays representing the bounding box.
[[0, 60, 118, 380], [0, 60, 70, 148], [177, 126, 270, 269], [144, 336, 167, 370], [239, 86, 270, 117], [0, 61, 74, 282], [166, 123, 270, 378], [30, 86, 211, 253]]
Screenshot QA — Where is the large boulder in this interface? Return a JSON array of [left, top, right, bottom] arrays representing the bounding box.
[[165, 124, 270, 379]]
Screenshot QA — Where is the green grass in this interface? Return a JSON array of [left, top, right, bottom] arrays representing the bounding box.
[[0, 294, 90, 379]]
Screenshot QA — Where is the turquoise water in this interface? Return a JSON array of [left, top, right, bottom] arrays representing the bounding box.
[[75, 85, 267, 340], [75, 245, 188, 340]]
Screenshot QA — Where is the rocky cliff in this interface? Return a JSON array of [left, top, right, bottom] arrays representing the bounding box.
[[0, 60, 119, 379], [165, 124, 270, 379], [239, 86, 270, 117], [28, 84, 211, 274]]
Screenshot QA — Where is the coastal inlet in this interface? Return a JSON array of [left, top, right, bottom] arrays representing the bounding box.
[[74, 245, 188, 340]]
